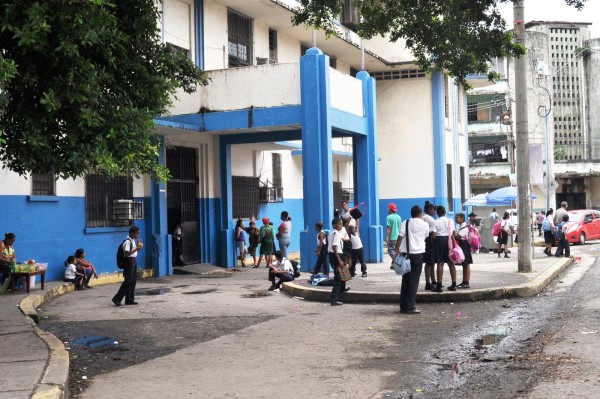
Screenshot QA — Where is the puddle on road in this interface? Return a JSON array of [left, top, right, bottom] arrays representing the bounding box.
[[71, 335, 118, 349], [135, 287, 171, 296], [182, 288, 218, 295], [244, 291, 273, 298]]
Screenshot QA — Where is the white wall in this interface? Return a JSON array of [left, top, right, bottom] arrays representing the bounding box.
[[376, 78, 435, 199], [199, 63, 301, 111], [203, 0, 228, 70], [329, 68, 363, 116]]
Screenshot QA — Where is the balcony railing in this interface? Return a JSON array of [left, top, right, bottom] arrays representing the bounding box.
[[470, 142, 509, 164]]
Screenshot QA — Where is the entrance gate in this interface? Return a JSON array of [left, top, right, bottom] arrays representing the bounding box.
[[167, 147, 199, 264]]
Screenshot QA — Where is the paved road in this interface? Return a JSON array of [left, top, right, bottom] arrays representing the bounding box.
[[37, 244, 596, 398]]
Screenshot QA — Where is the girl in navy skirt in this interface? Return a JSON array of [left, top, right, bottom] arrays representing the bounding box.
[[454, 213, 473, 289], [431, 205, 457, 292], [422, 201, 437, 290]]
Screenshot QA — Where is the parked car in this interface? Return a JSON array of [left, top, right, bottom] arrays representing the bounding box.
[[564, 210, 600, 245]]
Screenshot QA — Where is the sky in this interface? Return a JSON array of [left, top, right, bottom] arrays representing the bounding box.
[[498, 0, 600, 38]]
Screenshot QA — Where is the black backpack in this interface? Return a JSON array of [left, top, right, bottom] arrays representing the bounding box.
[[290, 259, 301, 278], [116, 239, 129, 269]]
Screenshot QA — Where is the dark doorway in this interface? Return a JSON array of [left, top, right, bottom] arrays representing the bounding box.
[[556, 192, 586, 211], [167, 147, 199, 264]]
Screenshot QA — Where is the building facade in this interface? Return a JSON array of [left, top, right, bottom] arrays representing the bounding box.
[[0, 0, 470, 280]]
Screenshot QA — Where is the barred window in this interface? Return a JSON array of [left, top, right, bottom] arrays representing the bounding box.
[[31, 173, 55, 196], [269, 29, 278, 64], [232, 176, 259, 219], [85, 174, 134, 228], [228, 8, 253, 67]]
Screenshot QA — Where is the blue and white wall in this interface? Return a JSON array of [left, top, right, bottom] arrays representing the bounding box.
[[0, 170, 151, 282]]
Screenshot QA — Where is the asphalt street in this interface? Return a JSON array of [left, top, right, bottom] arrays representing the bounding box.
[[37, 243, 598, 399]]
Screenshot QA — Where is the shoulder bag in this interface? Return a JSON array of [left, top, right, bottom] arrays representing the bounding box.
[[448, 221, 465, 264], [393, 220, 412, 276]]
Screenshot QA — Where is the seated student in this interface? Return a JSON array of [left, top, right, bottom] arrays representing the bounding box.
[[267, 250, 295, 292], [75, 248, 98, 289], [64, 255, 85, 290]]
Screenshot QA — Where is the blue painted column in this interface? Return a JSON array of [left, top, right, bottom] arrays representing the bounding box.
[[150, 138, 172, 276], [299, 48, 334, 271], [431, 72, 447, 207], [194, 0, 205, 70], [218, 138, 235, 268], [355, 71, 383, 263]]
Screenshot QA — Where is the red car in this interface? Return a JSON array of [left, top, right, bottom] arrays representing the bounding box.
[[563, 210, 600, 245]]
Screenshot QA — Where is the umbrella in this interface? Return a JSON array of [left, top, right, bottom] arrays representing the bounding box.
[[486, 186, 538, 203], [464, 193, 511, 207]]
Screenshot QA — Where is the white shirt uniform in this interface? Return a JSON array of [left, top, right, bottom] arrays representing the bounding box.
[[64, 264, 78, 279], [123, 237, 138, 258], [328, 230, 343, 254], [457, 222, 469, 239], [423, 214, 435, 233], [350, 233, 363, 249], [398, 218, 429, 254], [433, 216, 454, 237], [273, 259, 294, 273]]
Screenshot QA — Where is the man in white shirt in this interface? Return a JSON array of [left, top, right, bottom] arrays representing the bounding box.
[[112, 225, 143, 306], [268, 250, 295, 292], [394, 205, 429, 314], [489, 208, 499, 221]]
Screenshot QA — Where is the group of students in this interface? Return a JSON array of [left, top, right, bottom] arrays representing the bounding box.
[[235, 211, 293, 269], [541, 201, 572, 258], [63, 249, 99, 290]]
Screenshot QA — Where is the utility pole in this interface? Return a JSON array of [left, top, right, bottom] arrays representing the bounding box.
[[514, 1, 532, 272]]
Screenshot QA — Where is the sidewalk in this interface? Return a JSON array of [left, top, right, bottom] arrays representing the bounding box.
[[283, 247, 575, 303], [0, 248, 574, 399]]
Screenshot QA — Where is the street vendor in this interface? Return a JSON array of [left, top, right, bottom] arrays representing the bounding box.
[[0, 232, 17, 285]]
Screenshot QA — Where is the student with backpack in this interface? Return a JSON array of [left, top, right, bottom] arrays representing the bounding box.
[[496, 212, 511, 258], [311, 221, 329, 276], [112, 225, 143, 306], [542, 209, 555, 256], [554, 214, 571, 258], [454, 213, 473, 289]]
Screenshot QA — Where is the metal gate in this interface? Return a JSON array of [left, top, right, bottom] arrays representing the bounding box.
[[167, 147, 199, 264]]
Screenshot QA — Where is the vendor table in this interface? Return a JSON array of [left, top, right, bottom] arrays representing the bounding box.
[[9, 269, 46, 294]]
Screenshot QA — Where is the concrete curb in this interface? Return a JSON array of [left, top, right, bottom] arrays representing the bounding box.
[[20, 269, 154, 399], [282, 257, 574, 303]]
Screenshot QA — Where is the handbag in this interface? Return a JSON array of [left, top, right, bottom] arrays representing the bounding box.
[[393, 220, 412, 276], [338, 263, 352, 282], [448, 221, 465, 264], [349, 203, 366, 220]]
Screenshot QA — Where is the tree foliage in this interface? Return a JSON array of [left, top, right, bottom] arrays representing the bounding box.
[[293, 0, 587, 85], [0, 0, 208, 181]]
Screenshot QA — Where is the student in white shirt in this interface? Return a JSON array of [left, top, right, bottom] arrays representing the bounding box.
[[268, 250, 295, 292], [348, 225, 367, 277], [393, 205, 429, 314], [497, 212, 511, 258], [422, 201, 438, 290], [431, 205, 457, 293], [454, 213, 474, 289], [64, 255, 85, 290], [112, 225, 143, 306], [328, 217, 348, 306]]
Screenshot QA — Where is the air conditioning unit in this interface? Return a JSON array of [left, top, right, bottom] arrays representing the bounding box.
[[113, 199, 133, 221], [340, 0, 360, 30], [256, 57, 269, 65]]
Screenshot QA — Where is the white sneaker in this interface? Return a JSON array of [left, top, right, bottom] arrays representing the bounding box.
[[273, 288, 280, 293]]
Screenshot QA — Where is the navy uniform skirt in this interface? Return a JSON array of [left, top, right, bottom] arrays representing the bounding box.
[[457, 239, 474, 265], [424, 235, 434, 264], [431, 235, 451, 263]]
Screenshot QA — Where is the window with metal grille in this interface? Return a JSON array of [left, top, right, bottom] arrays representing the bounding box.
[[269, 29, 277, 64], [467, 102, 478, 122], [227, 8, 253, 67], [272, 153, 282, 188], [232, 176, 259, 219], [370, 70, 426, 81], [31, 173, 55, 196], [446, 164, 454, 212], [85, 174, 134, 227], [460, 166, 466, 205], [444, 75, 449, 118]]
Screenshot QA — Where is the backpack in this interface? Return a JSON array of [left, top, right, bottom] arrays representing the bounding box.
[[492, 221, 502, 237], [116, 239, 130, 269], [289, 259, 301, 278], [554, 223, 565, 240], [542, 218, 552, 232], [466, 225, 481, 252]]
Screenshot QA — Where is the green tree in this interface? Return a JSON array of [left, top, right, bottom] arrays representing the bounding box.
[[293, 0, 587, 85], [0, 0, 208, 181]]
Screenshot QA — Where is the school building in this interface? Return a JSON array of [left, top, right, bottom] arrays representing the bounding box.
[[0, 0, 474, 281]]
